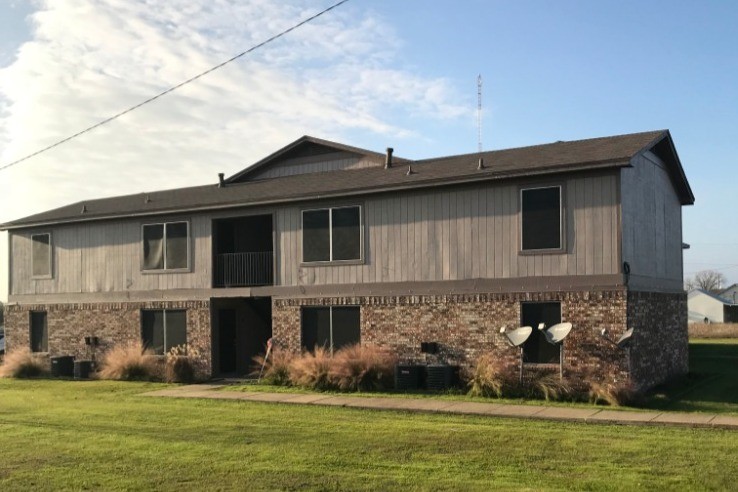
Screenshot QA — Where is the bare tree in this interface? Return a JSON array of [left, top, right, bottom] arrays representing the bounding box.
[[684, 270, 727, 293]]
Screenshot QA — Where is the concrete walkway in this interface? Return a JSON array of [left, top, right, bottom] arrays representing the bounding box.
[[141, 385, 738, 430]]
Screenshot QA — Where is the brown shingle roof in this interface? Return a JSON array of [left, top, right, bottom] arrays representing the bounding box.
[[1, 129, 692, 229]]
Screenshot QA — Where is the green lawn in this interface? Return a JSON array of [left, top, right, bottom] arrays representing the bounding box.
[[642, 338, 738, 415], [1, 379, 738, 490]]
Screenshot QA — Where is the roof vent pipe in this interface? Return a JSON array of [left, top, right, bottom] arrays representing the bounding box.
[[218, 173, 225, 188], [385, 147, 394, 169], [477, 157, 484, 170]]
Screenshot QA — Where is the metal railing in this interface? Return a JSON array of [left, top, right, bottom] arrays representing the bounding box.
[[214, 251, 273, 287]]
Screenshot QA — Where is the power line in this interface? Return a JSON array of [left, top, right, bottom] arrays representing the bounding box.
[[0, 0, 352, 173]]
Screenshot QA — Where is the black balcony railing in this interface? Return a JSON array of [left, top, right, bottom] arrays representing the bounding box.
[[214, 251, 273, 287]]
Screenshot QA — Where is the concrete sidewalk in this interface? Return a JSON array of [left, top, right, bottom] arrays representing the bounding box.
[[141, 385, 738, 430]]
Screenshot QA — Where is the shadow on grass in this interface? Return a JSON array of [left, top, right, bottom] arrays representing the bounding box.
[[642, 340, 738, 414]]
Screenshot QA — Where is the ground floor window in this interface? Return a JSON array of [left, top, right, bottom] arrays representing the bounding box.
[[521, 302, 561, 363], [141, 309, 187, 355], [301, 306, 360, 353], [30, 311, 48, 353]]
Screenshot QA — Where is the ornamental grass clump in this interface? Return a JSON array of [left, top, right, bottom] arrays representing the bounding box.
[[329, 344, 396, 392], [466, 353, 517, 398], [252, 350, 294, 386], [98, 341, 159, 381], [165, 344, 204, 384], [288, 347, 334, 390], [589, 379, 638, 407], [0, 348, 48, 378], [531, 372, 575, 402]]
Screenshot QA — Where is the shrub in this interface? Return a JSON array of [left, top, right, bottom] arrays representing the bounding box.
[[98, 341, 159, 381], [0, 348, 48, 378], [466, 354, 517, 398], [531, 372, 574, 402], [288, 347, 334, 390], [164, 344, 204, 384], [589, 380, 638, 406], [252, 350, 294, 386], [329, 344, 396, 392]]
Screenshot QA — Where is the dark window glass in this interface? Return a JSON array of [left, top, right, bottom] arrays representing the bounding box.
[[301, 306, 359, 352], [142, 310, 165, 354], [32, 234, 51, 277], [143, 224, 165, 270], [521, 187, 561, 250], [521, 302, 561, 363], [30, 311, 48, 353], [331, 307, 361, 350], [142, 309, 187, 355], [332, 207, 361, 261], [303, 210, 330, 262], [166, 222, 188, 269], [166, 310, 187, 350]]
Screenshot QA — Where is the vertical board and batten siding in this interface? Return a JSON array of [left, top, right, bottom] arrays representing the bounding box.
[[246, 152, 382, 180], [276, 173, 621, 287], [10, 173, 621, 296], [10, 216, 212, 295], [620, 151, 683, 288]]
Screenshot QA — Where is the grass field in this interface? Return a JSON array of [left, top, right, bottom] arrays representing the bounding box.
[[643, 339, 738, 414], [1, 379, 738, 491]]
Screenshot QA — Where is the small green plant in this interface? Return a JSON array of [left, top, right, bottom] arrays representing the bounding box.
[[252, 350, 294, 386], [98, 341, 159, 381], [288, 347, 334, 390], [0, 347, 48, 378], [466, 354, 516, 398], [329, 344, 396, 392], [164, 344, 203, 383]]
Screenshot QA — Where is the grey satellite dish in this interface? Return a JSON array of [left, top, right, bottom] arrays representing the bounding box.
[[541, 322, 573, 345], [500, 326, 533, 347], [616, 328, 634, 348]]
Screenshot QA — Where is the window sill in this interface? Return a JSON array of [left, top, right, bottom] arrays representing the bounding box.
[[519, 248, 566, 256], [141, 268, 192, 275], [31, 275, 53, 280], [300, 259, 365, 267]]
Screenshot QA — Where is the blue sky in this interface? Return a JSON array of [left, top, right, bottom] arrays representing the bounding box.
[[0, 0, 737, 300]]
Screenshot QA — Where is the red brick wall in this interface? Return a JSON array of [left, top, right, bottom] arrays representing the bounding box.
[[273, 290, 632, 386], [4, 301, 212, 375], [627, 291, 688, 390]]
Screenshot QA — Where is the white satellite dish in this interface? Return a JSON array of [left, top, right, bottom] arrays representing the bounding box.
[[501, 326, 533, 347], [617, 328, 634, 348], [541, 322, 573, 345]]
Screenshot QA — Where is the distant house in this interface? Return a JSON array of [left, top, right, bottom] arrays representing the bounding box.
[[719, 284, 738, 305], [1, 130, 694, 390], [687, 289, 738, 323]]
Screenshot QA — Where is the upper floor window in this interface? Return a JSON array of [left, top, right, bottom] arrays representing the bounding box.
[[520, 186, 562, 251], [302, 206, 361, 263], [142, 221, 189, 271], [31, 233, 52, 278]]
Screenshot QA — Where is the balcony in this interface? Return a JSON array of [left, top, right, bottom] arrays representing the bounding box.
[[214, 252, 273, 287], [213, 214, 274, 288]]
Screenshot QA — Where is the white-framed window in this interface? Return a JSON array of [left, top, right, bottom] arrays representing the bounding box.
[[301, 306, 360, 353], [302, 205, 362, 263], [141, 309, 187, 355], [520, 185, 563, 252], [31, 233, 52, 278], [142, 221, 190, 271]]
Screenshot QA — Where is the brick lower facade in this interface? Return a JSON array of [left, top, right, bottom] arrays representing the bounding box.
[[273, 289, 686, 391], [3, 301, 211, 376], [3, 289, 687, 390]]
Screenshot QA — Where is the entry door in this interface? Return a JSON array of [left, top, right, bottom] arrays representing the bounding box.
[[219, 309, 237, 374]]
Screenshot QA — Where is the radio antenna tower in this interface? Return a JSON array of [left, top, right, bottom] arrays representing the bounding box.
[[477, 74, 483, 153]]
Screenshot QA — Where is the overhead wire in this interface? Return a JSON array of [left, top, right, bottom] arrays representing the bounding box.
[[0, 0, 352, 173]]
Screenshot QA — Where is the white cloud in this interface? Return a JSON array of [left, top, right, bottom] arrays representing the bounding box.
[[0, 0, 468, 300]]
